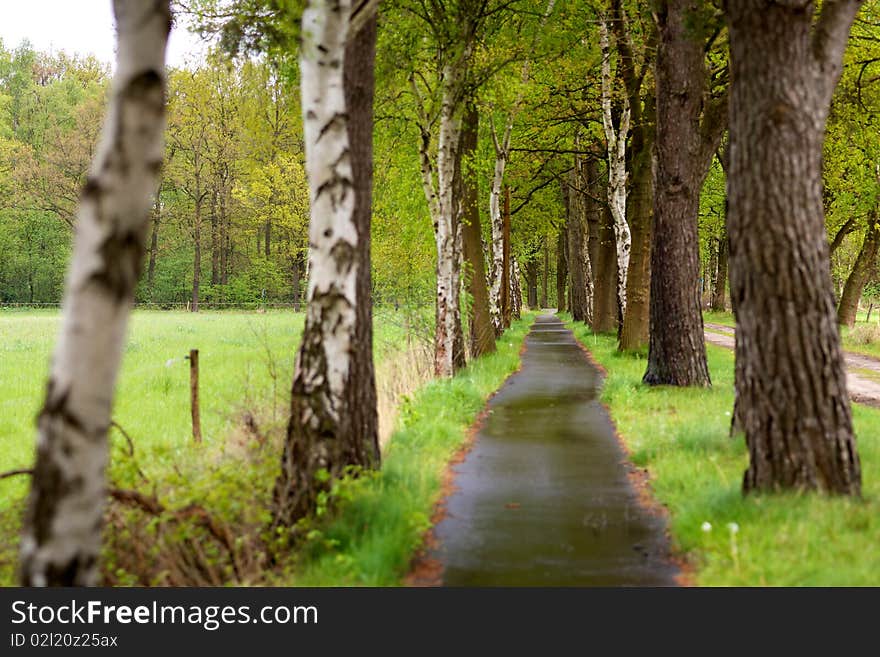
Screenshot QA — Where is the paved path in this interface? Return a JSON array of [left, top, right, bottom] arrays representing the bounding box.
[[704, 322, 880, 408], [429, 314, 679, 586]]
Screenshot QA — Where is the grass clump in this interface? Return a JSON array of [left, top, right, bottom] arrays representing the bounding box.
[[566, 318, 880, 586]]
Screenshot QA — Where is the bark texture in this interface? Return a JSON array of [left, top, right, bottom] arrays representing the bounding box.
[[566, 163, 592, 323], [725, 0, 861, 495], [459, 102, 496, 357], [593, 206, 619, 333], [20, 0, 171, 586], [600, 20, 631, 323], [618, 109, 654, 351], [837, 216, 880, 328], [555, 227, 567, 311], [644, 0, 720, 387], [711, 233, 728, 311], [273, 5, 380, 528]]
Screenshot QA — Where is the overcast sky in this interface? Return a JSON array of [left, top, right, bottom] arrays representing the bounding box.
[[0, 0, 208, 69]]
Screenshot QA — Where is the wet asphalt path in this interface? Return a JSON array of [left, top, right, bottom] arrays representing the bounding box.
[[430, 314, 679, 586]]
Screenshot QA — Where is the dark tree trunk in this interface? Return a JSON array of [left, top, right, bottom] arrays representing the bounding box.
[[556, 227, 567, 312], [526, 259, 539, 308], [565, 176, 590, 322], [459, 101, 496, 357], [838, 218, 880, 328], [593, 204, 619, 333], [264, 219, 271, 258], [291, 251, 303, 310], [711, 233, 728, 311], [210, 189, 220, 285], [147, 198, 160, 298], [725, 0, 861, 495], [540, 238, 549, 308], [273, 11, 380, 529], [618, 115, 654, 351], [192, 197, 201, 313], [220, 190, 229, 288], [644, 0, 719, 387]]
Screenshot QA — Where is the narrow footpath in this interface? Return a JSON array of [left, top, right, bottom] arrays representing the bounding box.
[[428, 314, 679, 586], [704, 322, 880, 408]]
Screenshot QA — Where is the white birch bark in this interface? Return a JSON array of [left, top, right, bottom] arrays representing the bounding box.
[[600, 19, 631, 318], [20, 0, 171, 586], [488, 119, 511, 333], [412, 45, 470, 377], [297, 0, 356, 412]]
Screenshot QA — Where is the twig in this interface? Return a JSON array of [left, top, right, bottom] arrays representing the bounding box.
[[0, 468, 33, 481]]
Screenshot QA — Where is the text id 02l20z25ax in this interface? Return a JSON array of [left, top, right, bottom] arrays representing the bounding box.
[[11, 632, 118, 648]]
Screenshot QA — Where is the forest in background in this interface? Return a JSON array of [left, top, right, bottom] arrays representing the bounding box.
[[0, 3, 876, 325]]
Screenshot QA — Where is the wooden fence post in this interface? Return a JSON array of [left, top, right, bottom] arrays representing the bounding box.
[[188, 349, 202, 443]]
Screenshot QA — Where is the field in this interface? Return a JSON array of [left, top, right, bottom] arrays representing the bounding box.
[[0, 308, 434, 585]]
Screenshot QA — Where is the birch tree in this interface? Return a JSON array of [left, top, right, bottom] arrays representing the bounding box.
[[599, 18, 631, 325], [20, 0, 171, 586], [273, 0, 380, 528], [409, 0, 497, 376], [487, 0, 556, 332]]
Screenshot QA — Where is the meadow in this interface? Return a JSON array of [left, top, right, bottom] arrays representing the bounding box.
[[0, 307, 438, 585]]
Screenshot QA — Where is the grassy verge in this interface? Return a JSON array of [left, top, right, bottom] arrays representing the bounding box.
[[567, 318, 880, 585], [288, 314, 533, 586]]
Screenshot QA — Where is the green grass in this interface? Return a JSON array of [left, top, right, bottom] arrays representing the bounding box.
[[289, 315, 533, 585], [0, 307, 423, 585], [567, 319, 880, 586]]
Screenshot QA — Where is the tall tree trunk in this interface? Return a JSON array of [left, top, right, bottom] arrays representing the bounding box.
[[147, 197, 160, 298], [273, 5, 380, 529], [192, 196, 201, 312], [725, 0, 861, 495], [264, 219, 271, 258], [566, 168, 591, 323], [488, 135, 508, 333], [600, 20, 631, 323], [540, 238, 549, 308], [413, 41, 470, 376], [644, 0, 724, 387], [711, 233, 728, 311], [525, 259, 539, 308], [592, 204, 619, 333], [501, 185, 512, 328], [511, 256, 522, 320], [838, 217, 880, 328], [556, 227, 567, 312], [459, 102, 496, 357], [210, 189, 220, 285], [220, 189, 229, 287], [619, 112, 654, 352], [20, 0, 170, 586]]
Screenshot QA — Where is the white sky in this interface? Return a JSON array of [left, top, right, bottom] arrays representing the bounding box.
[[0, 0, 209, 69]]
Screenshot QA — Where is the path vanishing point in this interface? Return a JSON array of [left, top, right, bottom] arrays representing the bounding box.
[[428, 314, 680, 586]]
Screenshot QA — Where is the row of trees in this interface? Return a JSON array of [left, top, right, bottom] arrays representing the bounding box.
[[16, 0, 879, 584], [0, 41, 309, 307]]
